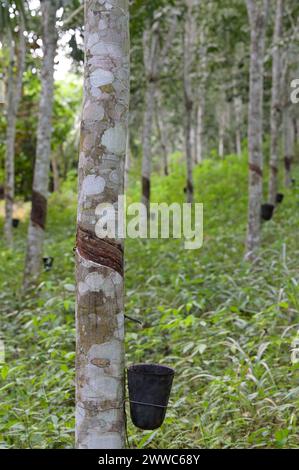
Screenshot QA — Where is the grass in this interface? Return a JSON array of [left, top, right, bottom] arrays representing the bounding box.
[[0, 152, 299, 448]]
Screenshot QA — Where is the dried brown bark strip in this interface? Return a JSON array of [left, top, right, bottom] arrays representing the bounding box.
[[31, 190, 47, 230], [249, 163, 263, 178], [76, 225, 123, 276]]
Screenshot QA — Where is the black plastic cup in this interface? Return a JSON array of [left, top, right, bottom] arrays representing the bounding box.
[[12, 218, 20, 228], [128, 364, 175, 430], [261, 204, 274, 221], [276, 193, 284, 204], [43, 257, 54, 270]]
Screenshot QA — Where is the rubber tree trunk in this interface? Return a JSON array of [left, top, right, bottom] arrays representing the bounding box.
[[196, 99, 205, 163], [51, 154, 60, 192], [23, 0, 57, 289], [283, 107, 294, 187], [155, 92, 169, 176], [75, 0, 129, 449], [245, 0, 268, 260], [142, 77, 156, 214], [124, 132, 130, 192], [233, 94, 243, 156], [218, 109, 225, 159], [195, 26, 207, 164], [4, 21, 25, 247], [141, 14, 177, 212], [268, 0, 283, 205], [183, 0, 196, 203], [217, 88, 228, 159]]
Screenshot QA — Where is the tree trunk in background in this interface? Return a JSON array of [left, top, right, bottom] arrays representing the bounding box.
[[217, 90, 228, 159], [141, 26, 159, 214], [196, 27, 207, 164], [156, 93, 169, 176], [23, 0, 57, 289], [124, 132, 130, 192], [142, 76, 156, 214], [75, 0, 129, 449], [245, 0, 268, 260], [218, 109, 225, 159], [51, 154, 60, 192], [4, 20, 25, 247], [293, 118, 298, 144], [268, 0, 283, 205], [283, 107, 294, 187], [192, 104, 198, 164], [197, 99, 205, 163], [141, 14, 177, 212], [183, 0, 196, 203], [234, 94, 243, 156]]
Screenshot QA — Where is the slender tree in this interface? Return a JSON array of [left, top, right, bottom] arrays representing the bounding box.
[[245, 0, 269, 260], [155, 90, 169, 176], [23, 0, 58, 288], [217, 88, 228, 159], [124, 132, 130, 192], [233, 68, 243, 157], [283, 106, 294, 187], [4, 14, 25, 246], [141, 24, 159, 214], [183, 0, 197, 203], [141, 10, 177, 214], [195, 26, 208, 164], [268, 0, 283, 205], [75, 0, 129, 449]]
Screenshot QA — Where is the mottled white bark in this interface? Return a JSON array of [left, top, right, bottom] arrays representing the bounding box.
[[268, 0, 283, 205], [245, 0, 269, 260], [75, 0, 129, 449], [4, 20, 25, 247], [23, 0, 58, 289]]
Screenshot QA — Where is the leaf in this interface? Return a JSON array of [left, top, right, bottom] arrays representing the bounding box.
[[64, 284, 75, 292]]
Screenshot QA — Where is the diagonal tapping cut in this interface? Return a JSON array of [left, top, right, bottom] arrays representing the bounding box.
[[76, 224, 123, 276]]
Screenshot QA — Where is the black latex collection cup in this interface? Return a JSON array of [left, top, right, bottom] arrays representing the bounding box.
[[43, 257, 54, 270], [128, 364, 175, 430], [261, 204, 274, 221], [12, 218, 20, 228]]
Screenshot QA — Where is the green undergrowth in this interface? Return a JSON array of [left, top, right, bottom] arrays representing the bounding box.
[[0, 153, 298, 448]]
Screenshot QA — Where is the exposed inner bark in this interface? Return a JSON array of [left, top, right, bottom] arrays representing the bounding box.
[[249, 163, 263, 178], [76, 225, 123, 276], [31, 190, 47, 230], [142, 177, 150, 204], [284, 156, 292, 171], [187, 179, 194, 195], [270, 165, 278, 175]]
